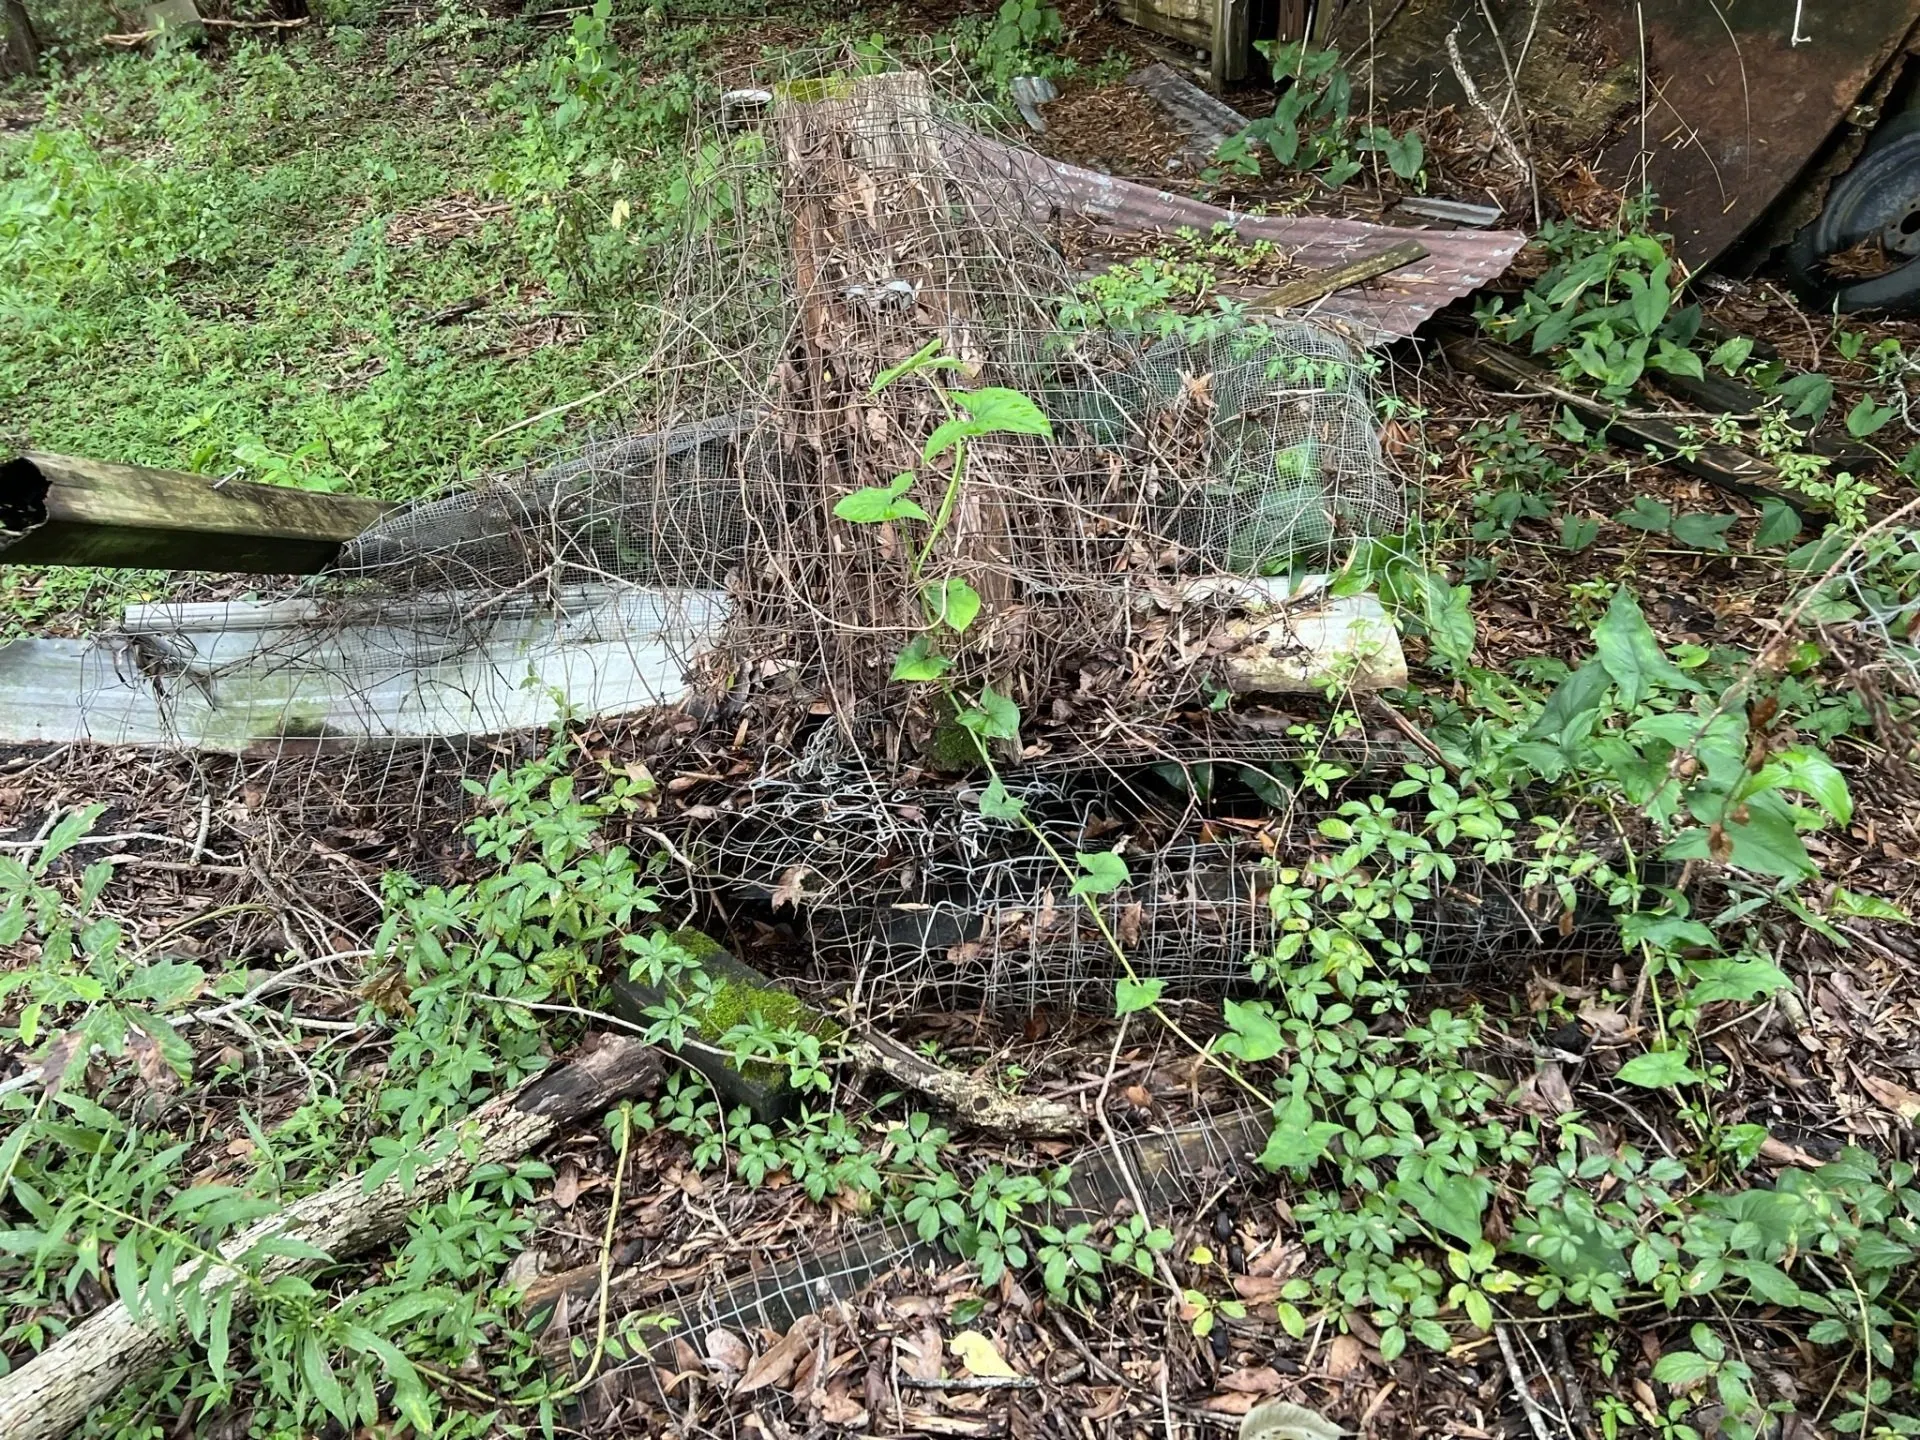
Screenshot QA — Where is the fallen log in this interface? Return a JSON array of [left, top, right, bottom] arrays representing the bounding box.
[[0, 1035, 662, 1440], [1440, 333, 1832, 516], [850, 1029, 1083, 1138], [0, 452, 390, 571], [608, 931, 1084, 1137]]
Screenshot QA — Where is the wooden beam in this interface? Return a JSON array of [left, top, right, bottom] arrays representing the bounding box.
[[1248, 238, 1430, 313], [1645, 364, 1877, 471], [1439, 334, 1831, 516], [0, 453, 391, 572]]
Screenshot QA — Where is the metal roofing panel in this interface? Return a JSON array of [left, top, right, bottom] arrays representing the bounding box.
[[954, 135, 1528, 342]]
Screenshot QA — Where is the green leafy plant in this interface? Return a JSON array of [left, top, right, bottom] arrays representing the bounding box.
[[1480, 215, 1705, 400], [0, 806, 201, 1076], [1214, 42, 1423, 189], [953, 0, 1067, 94], [830, 338, 1052, 682], [1334, 533, 1477, 672]]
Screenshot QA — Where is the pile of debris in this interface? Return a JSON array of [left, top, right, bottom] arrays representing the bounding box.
[[0, 59, 1561, 1012], [8, 17, 1920, 1440]]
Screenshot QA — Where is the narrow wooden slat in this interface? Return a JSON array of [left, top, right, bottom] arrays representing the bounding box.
[[1212, 0, 1250, 86], [1248, 238, 1431, 314]]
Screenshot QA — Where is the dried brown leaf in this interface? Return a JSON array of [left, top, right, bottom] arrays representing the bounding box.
[[739, 1316, 821, 1395], [1759, 1135, 1823, 1168], [34, 1031, 80, 1092], [1326, 1333, 1367, 1379], [1200, 1391, 1260, 1416], [126, 1029, 179, 1096], [706, 1326, 751, 1375], [1859, 1071, 1920, 1122], [771, 865, 812, 911], [1218, 1366, 1287, 1395], [899, 1322, 944, 1382], [1231, 1274, 1288, 1305], [819, 1386, 867, 1426]]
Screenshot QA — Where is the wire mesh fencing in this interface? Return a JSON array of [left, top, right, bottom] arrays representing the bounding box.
[[2, 52, 1549, 1045], [240, 57, 1407, 751], [626, 1104, 1273, 1347], [657, 757, 1596, 1015]]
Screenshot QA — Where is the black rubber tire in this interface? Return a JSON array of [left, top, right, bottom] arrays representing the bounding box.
[[1786, 107, 1920, 313]]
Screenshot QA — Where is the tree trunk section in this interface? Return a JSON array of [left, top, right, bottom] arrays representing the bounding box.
[[0, 1036, 661, 1440]]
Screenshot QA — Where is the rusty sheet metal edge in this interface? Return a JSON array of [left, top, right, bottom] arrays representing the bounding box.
[[1597, 0, 1920, 268], [952, 134, 1527, 342]]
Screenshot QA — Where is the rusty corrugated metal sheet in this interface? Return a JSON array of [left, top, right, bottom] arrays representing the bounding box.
[[1322, 0, 1920, 269], [956, 136, 1528, 342]]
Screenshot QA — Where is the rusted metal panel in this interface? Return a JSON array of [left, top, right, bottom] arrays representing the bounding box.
[[958, 137, 1527, 341], [1597, 0, 1920, 267], [1329, 0, 1635, 158], [1333, 0, 1920, 268], [0, 586, 724, 750], [1129, 60, 1250, 156]]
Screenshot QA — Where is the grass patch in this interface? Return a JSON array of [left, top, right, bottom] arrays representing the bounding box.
[[0, 10, 726, 631]]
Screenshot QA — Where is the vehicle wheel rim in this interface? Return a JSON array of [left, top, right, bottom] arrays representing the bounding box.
[[1790, 124, 1920, 311]]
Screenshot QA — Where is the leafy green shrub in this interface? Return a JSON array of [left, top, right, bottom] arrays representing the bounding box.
[[1478, 215, 1705, 400], [488, 0, 697, 301], [368, 739, 659, 1136], [1213, 42, 1422, 188], [953, 0, 1065, 94]]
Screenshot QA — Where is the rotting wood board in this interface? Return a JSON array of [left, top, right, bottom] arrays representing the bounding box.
[[0, 453, 390, 573]]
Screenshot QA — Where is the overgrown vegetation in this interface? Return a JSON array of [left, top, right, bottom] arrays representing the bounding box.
[[1212, 40, 1423, 189], [0, 7, 721, 637], [6, 13, 1920, 1440]]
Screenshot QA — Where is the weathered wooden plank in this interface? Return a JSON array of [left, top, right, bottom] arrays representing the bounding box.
[[0, 453, 390, 572], [1115, 0, 1213, 51], [1211, 0, 1249, 86], [1440, 334, 1831, 515], [1645, 364, 1877, 471], [1248, 238, 1431, 314], [0, 585, 726, 750]]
